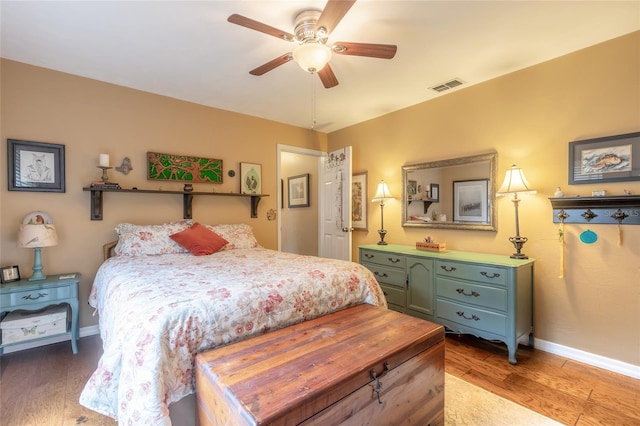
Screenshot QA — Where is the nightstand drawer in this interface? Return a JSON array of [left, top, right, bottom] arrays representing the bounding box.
[[0, 285, 73, 308], [435, 261, 506, 286], [360, 249, 405, 269], [380, 284, 405, 306], [436, 299, 507, 336], [361, 263, 405, 288], [436, 277, 507, 311]]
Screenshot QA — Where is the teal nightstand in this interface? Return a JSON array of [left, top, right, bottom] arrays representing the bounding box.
[[0, 273, 80, 355]]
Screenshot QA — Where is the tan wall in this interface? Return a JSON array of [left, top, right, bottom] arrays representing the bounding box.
[[328, 32, 640, 366], [0, 59, 327, 329], [281, 151, 319, 256]]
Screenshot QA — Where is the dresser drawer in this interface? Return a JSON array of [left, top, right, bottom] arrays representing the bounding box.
[[436, 299, 507, 336], [380, 284, 406, 306], [360, 249, 405, 269], [361, 262, 406, 288], [0, 285, 73, 308], [436, 277, 507, 311], [435, 261, 506, 286]]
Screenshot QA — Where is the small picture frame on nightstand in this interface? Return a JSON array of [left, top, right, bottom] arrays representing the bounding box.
[[1, 265, 21, 284]]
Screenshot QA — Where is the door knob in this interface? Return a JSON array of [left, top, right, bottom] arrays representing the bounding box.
[[342, 227, 354, 232]]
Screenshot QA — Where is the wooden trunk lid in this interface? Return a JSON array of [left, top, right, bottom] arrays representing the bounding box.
[[195, 304, 444, 425]]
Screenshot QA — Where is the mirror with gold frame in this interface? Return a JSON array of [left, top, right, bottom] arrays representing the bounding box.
[[402, 153, 497, 231]]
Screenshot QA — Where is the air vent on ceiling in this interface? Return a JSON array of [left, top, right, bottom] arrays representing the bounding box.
[[430, 78, 465, 93]]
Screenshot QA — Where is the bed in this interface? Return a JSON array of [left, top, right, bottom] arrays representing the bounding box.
[[79, 221, 386, 425]]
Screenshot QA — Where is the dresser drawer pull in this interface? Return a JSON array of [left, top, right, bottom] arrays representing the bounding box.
[[456, 311, 480, 321], [22, 292, 48, 301], [364, 253, 375, 259], [440, 265, 457, 272], [456, 288, 480, 297], [374, 271, 389, 278], [388, 257, 401, 264], [480, 271, 501, 279]]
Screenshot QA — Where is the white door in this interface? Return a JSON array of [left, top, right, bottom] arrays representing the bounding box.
[[319, 147, 352, 261]]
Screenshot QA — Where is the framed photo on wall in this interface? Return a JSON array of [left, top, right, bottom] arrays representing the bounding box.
[[429, 183, 440, 202], [453, 179, 489, 222], [568, 131, 640, 184], [288, 173, 310, 208], [8, 139, 65, 192], [240, 162, 262, 194], [352, 172, 368, 231]]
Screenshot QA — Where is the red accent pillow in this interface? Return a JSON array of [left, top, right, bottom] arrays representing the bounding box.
[[170, 222, 229, 256]]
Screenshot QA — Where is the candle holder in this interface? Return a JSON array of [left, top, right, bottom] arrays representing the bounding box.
[[97, 166, 113, 182]]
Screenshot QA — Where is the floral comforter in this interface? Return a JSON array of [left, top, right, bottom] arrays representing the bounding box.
[[79, 248, 386, 425]]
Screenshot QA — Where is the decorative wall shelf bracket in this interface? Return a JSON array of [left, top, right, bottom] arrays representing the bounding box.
[[549, 195, 640, 225], [83, 187, 267, 221], [407, 199, 436, 214]]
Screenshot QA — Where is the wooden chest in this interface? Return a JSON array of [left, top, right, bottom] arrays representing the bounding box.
[[195, 304, 445, 425]]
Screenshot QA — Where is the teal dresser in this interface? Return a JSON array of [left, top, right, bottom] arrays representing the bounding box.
[[359, 244, 534, 364]]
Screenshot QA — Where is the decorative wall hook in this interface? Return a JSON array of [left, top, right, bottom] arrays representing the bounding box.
[[581, 209, 598, 222], [611, 209, 628, 247], [611, 209, 629, 223], [116, 157, 133, 175], [556, 209, 569, 222]]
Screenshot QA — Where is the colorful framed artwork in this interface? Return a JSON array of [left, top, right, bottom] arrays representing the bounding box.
[[1, 265, 20, 284], [352, 172, 368, 231], [7, 139, 65, 192], [240, 162, 262, 194], [453, 179, 489, 223], [147, 152, 223, 183], [288, 173, 310, 208], [569, 132, 640, 184]]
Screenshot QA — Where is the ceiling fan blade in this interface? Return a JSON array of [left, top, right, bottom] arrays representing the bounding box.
[[318, 64, 339, 89], [316, 0, 356, 34], [228, 14, 295, 42], [249, 53, 293, 76], [333, 42, 397, 59]]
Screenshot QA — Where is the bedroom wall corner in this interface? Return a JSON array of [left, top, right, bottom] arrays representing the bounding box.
[[327, 31, 640, 369], [0, 58, 325, 330]]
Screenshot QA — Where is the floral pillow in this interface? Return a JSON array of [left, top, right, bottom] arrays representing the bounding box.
[[114, 220, 192, 256], [204, 223, 260, 250]]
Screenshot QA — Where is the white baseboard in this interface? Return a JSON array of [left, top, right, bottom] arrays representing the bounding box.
[[534, 337, 640, 379], [4, 326, 639, 379]]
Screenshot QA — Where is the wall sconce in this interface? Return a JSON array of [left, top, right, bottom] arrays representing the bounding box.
[[372, 180, 394, 245], [17, 211, 58, 281], [497, 165, 536, 259]]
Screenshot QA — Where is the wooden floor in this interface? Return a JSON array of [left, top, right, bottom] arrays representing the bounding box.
[[1, 334, 638, 425]]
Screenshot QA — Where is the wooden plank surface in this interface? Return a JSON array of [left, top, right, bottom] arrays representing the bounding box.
[[196, 304, 444, 425]]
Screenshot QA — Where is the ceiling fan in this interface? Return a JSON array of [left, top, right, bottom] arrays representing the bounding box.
[[227, 0, 397, 88]]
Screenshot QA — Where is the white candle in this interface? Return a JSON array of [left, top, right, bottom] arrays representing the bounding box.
[[99, 154, 110, 167]]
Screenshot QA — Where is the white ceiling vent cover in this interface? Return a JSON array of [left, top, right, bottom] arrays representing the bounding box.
[[430, 78, 465, 93]]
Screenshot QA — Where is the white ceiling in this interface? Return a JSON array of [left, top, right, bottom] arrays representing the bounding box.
[[1, 1, 639, 133]]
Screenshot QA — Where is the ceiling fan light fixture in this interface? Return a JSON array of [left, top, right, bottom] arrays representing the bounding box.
[[293, 42, 332, 73]]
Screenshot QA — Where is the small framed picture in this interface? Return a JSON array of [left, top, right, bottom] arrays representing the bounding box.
[[429, 183, 440, 202], [8, 139, 66, 192], [1, 265, 21, 284], [288, 173, 310, 208], [240, 162, 262, 194], [352, 172, 368, 231]]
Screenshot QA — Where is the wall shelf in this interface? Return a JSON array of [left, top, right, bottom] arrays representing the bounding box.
[[83, 187, 268, 221], [407, 199, 437, 214], [549, 195, 640, 225]]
